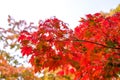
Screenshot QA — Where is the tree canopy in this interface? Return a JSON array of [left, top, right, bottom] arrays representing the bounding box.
[[18, 12, 120, 80]]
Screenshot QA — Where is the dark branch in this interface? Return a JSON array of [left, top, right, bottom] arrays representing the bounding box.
[[74, 39, 120, 49]]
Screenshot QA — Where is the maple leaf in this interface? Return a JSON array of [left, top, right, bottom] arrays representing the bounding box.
[[18, 34, 26, 41], [21, 46, 32, 56], [57, 70, 64, 76]]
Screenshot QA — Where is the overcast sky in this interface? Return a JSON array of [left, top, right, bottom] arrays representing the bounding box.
[[0, 0, 120, 29]]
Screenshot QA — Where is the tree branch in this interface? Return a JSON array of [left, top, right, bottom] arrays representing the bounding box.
[[74, 39, 120, 49]]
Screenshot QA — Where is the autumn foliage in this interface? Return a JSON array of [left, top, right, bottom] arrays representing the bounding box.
[[18, 12, 120, 79], [0, 16, 42, 80], [0, 50, 41, 80]]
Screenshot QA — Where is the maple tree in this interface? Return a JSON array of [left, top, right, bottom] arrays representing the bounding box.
[[0, 16, 74, 80], [18, 11, 120, 80]]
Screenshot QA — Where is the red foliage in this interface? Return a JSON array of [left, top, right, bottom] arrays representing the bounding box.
[[19, 13, 120, 79], [57, 70, 65, 76], [21, 46, 33, 56]]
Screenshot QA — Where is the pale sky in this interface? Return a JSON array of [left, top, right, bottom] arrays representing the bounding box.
[[0, 0, 120, 29]]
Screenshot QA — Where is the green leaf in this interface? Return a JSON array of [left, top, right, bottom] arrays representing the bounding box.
[[13, 60, 19, 65], [106, 40, 117, 48]]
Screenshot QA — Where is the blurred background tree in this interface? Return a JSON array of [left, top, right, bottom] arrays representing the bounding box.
[[110, 4, 120, 15], [100, 4, 120, 16]]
